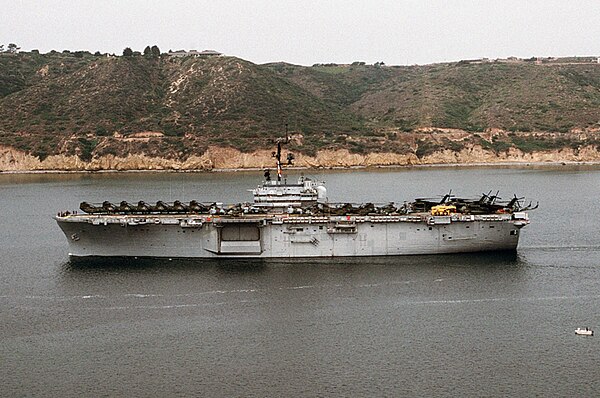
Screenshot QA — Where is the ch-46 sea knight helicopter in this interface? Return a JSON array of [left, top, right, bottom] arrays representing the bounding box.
[[410, 190, 538, 215]]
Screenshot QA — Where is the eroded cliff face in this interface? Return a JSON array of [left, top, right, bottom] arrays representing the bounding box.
[[418, 145, 600, 164], [2, 143, 600, 173]]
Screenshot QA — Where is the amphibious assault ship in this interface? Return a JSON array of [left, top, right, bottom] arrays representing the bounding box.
[[55, 138, 535, 259]]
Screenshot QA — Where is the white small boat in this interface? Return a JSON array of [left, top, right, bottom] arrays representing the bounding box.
[[575, 327, 594, 336]]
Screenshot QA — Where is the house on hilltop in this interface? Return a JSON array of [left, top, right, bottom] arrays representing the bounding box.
[[167, 50, 188, 57], [167, 49, 223, 57], [198, 49, 222, 57]]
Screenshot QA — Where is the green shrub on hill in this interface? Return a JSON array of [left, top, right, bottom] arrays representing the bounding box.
[[1, 53, 600, 159]]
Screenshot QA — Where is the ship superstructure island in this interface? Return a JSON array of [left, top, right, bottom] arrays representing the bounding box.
[[55, 137, 535, 259]]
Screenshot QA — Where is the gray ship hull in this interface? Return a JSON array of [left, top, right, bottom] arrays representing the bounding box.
[[56, 213, 527, 259]]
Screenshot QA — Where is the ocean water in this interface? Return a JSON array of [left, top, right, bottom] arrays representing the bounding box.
[[1, 165, 600, 396]]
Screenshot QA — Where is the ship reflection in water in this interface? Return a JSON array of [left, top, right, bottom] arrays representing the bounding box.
[[62, 250, 523, 273]]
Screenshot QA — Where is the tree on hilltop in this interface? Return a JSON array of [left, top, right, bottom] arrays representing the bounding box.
[[0, 43, 20, 53], [143, 45, 161, 58], [122, 47, 133, 56]]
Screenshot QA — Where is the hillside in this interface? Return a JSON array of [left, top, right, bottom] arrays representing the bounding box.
[[1, 51, 600, 170]]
